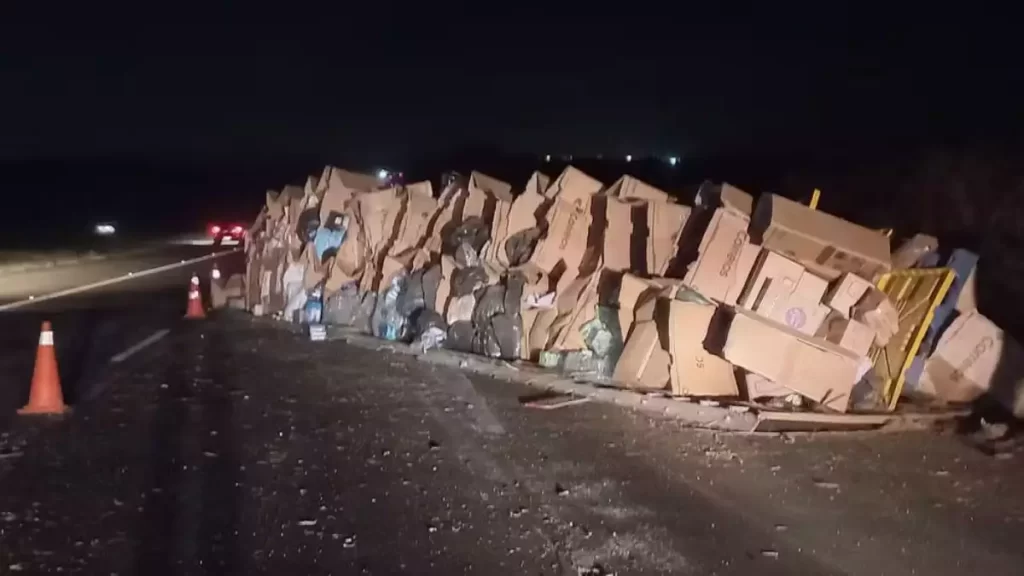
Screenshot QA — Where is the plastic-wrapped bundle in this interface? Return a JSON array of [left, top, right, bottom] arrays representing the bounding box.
[[372, 273, 409, 341], [323, 282, 361, 325]]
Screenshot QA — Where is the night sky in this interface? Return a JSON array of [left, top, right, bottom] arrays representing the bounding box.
[[3, 5, 1019, 164], [0, 4, 1021, 243]]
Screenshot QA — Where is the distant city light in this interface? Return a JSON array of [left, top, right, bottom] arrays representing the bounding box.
[[669, 156, 679, 166], [544, 154, 551, 162], [625, 155, 633, 162]]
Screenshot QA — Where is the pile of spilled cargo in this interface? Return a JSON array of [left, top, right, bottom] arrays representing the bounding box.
[[238, 165, 1024, 423]]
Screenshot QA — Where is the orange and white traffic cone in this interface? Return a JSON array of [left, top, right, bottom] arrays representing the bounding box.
[[185, 273, 206, 319], [211, 263, 222, 282], [19, 321, 69, 415]]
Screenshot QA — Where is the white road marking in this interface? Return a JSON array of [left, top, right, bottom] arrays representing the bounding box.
[[0, 248, 240, 312], [110, 329, 171, 364]]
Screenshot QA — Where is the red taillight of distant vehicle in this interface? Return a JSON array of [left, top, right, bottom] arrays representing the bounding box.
[[209, 223, 245, 244]]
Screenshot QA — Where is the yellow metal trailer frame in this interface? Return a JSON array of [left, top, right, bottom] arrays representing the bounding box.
[[870, 268, 956, 410]]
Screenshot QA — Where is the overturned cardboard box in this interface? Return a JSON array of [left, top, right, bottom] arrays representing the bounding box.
[[720, 308, 863, 412], [751, 193, 891, 282], [919, 310, 1024, 415]]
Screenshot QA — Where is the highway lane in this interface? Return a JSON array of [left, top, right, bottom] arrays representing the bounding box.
[[0, 244, 237, 304], [0, 246, 244, 429]]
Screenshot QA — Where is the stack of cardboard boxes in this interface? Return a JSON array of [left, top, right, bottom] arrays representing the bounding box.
[[243, 165, 1024, 418]]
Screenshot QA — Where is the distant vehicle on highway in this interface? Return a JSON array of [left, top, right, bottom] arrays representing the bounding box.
[[93, 222, 117, 236], [209, 223, 246, 246]]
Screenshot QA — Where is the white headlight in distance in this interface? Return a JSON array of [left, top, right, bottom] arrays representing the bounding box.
[[94, 223, 116, 236]]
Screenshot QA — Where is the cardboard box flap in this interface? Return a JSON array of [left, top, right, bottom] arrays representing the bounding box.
[[319, 167, 380, 195], [281, 184, 306, 228], [304, 175, 320, 201], [266, 190, 284, 223], [603, 175, 671, 203], [405, 180, 434, 199], [469, 171, 513, 202], [543, 166, 603, 202], [524, 171, 551, 197], [752, 193, 891, 280], [694, 181, 754, 217]]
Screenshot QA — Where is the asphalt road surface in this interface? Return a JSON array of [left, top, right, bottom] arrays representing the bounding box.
[[0, 246, 1021, 575]]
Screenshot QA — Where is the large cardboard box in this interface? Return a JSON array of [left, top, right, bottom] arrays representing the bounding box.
[[531, 167, 603, 274], [920, 310, 1024, 414], [682, 208, 751, 304], [662, 300, 738, 397], [751, 193, 891, 281], [721, 309, 861, 412]]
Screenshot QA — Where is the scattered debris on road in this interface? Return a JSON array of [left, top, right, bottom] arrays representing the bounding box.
[[520, 390, 591, 410]]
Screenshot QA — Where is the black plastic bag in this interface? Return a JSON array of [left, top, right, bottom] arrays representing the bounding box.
[[421, 265, 442, 314], [504, 272, 525, 319], [411, 308, 447, 336], [323, 282, 361, 325], [504, 228, 542, 266], [452, 266, 488, 297], [446, 321, 476, 352], [472, 284, 505, 329], [491, 314, 522, 360]]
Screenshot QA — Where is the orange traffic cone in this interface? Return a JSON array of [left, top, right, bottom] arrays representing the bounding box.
[[19, 321, 69, 415], [185, 273, 206, 319], [211, 262, 222, 281]]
